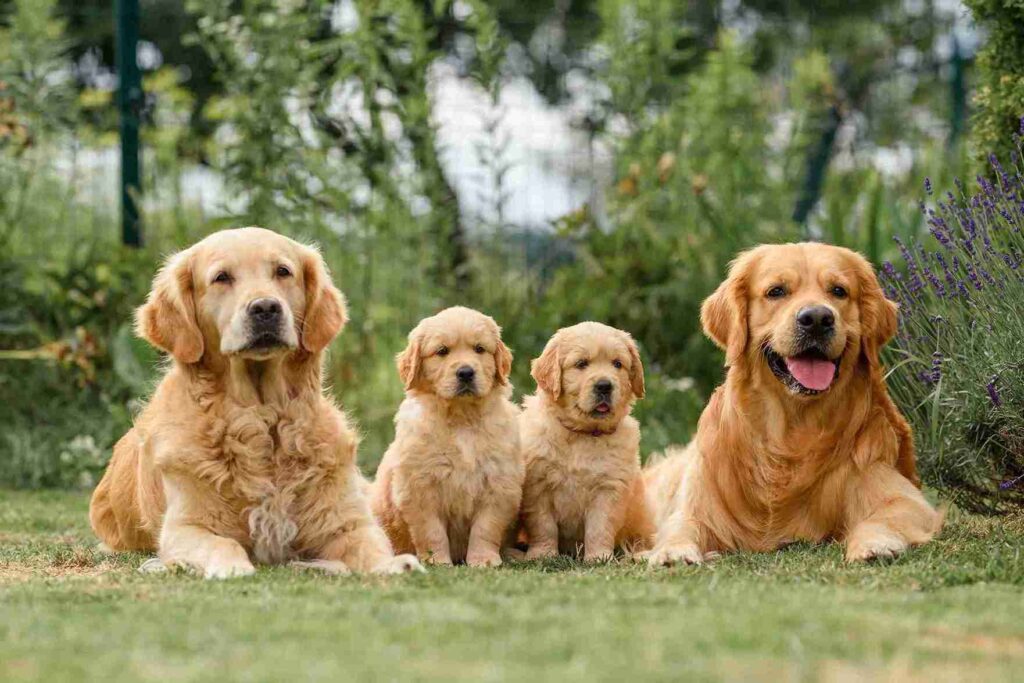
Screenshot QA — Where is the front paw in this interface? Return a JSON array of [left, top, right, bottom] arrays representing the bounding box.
[[421, 552, 452, 566], [645, 543, 705, 567], [467, 550, 502, 568], [138, 557, 168, 573], [525, 544, 558, 561], [845, 532, 907, 562], [376, 554, 426, 574], [203, 557, 256, 580], [584, 549, 614, 563]]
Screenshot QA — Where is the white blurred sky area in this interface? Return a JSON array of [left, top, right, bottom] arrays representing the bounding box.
[[70, 0, 973, 232]]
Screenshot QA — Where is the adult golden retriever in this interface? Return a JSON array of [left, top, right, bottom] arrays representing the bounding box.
[[520, 322, 654, 560], [645, 243, 942, 565], [371, 307, 523, 567], [89, 227, 421, 578]]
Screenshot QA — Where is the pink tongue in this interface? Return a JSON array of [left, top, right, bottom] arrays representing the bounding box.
[[784, 357, 836, 391]]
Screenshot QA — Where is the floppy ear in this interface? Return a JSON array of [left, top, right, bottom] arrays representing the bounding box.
[[701, 271, 749, 368], [857, 264, 899, 371], [396, 333, 422, 391], [531, 337, 562, 400], [135, 250, 204, 364], [624, 332, 645, 398], [494, 339, 513, 386], [300, 245, 348, 353]]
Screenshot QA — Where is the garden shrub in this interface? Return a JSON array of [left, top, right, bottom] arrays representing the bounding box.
[[885, 130, 1024, 512], [966, 0, 1024, 169]]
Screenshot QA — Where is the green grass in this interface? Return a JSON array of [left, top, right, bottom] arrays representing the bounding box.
[[2, 490, 1024, 682]]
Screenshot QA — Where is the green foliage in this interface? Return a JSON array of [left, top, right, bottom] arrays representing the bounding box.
[[547, 32, 797, 410], [0, 1, 982, 490], [966, 0, 1024, 168], [0, 0, 77, 243]]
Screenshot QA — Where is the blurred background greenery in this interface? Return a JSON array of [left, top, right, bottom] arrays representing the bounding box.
[[0, 0, 1014, 495]]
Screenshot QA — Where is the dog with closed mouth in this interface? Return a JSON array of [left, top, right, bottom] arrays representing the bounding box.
[[519, 322, 654, 561], [371, 306, 523, 567], [645, 242, 942, 565], [89, 227, 421, 578]]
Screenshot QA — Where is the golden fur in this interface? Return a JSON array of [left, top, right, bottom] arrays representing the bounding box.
[[371, 307, 523, 567], [89, 227, 420, 578], [645, 243, 942, 565], [519, 322, 654, 560]]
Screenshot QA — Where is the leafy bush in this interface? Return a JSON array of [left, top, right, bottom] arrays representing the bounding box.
[[884, 130, 1024, 513], [966, 0, 1024, 168], [543, 32, 798, 415]]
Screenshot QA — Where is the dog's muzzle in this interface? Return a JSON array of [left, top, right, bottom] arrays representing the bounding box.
[[454, 365, 477, 396], [590, 378, 613, 417], [245, 297, 286, 349]]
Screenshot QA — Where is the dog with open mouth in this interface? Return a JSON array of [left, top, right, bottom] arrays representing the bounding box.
[[644, 243, 942, 565], [519, 322, 655, 561], [89, 227, 421, 578], [370, 307, 523, 567]]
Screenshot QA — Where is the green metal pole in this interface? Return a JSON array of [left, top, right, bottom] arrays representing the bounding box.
[[117, 0, 142, 247]]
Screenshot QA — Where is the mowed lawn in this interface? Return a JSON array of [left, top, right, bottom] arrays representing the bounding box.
[[2, 490, 1024, 682]]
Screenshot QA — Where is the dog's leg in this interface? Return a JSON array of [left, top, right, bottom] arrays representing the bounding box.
[[158, 477, 255, 579], [403, 504, 452, 566], [290, 559, 351, 575], [160, 520, 256, 579], [583, 491, 625, 562], [317, 520, 421, 573], [645, 506, 707, 566], [843, 463, 942, 562], [524, 503, 559, 560], [466, 505, 514, 568]]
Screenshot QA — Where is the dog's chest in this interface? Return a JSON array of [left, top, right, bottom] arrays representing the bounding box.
[[217, 405, 324, 564], [536, 439, 632, 519], [410, 422, 515, 517], [749, 446, 848, 545]]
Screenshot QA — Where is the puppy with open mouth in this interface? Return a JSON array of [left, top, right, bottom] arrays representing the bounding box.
[[519, 322, 655, 561], [645, 243, 942, 565], [371, 307, 523, 567]]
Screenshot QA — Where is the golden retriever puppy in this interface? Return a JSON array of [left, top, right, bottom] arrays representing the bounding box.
[[519, 322, 654, 561], [371, 307, 522, 567], [89, 227, 420, 578], [645, 243, 942, 565]]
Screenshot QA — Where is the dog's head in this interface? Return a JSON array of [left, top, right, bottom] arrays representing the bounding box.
[[396, 306, 512, 400], [136, 227, 347, 364], [701, 242, 897, 399], [531, 322, 645, 430]]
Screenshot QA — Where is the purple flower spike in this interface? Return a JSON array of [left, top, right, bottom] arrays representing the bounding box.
[[987, 375, 1003, 407], [930, 352, 943, 383], [924, 177, 933, 195], [1000, 473, 1024, 491]]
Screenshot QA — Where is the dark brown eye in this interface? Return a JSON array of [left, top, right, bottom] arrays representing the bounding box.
[[474, 344, 485, 354], [437, 346, 449, 357], [612, 359, 623, 369], [213, 271, 232, 285], [766, 285, 786, 299], [276, 265, 292, 278], [575, 359, 588, 369], [831, 285, 848, 299]]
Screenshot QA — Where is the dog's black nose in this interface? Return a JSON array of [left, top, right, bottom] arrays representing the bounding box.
[[248, 298, 282, 324], [594, 378, 613, 395], [456, 365, 475, 382], [796, 305, 835, 334]]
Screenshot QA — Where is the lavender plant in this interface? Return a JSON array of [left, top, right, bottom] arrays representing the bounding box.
[[884, 123, 1024, 513]]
